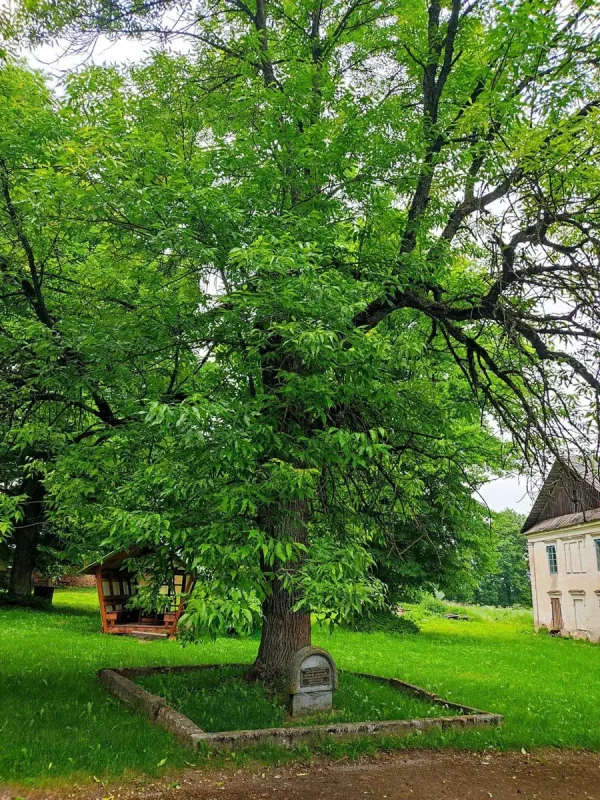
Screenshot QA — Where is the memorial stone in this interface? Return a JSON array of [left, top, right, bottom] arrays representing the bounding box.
[[288, 646, 338, 717]]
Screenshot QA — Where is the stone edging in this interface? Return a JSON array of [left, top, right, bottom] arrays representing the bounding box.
[[98, 665, 503, 751]]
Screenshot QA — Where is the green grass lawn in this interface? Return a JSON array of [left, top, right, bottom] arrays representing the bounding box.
[[136, 667, 450, 732], [1, 589, 600, 788]]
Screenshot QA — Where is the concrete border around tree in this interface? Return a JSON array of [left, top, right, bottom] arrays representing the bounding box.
[[98, 665, 503, 751]]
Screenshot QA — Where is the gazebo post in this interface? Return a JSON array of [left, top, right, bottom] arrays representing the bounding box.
[[169, 573, 195, 636], [96, 568, 108, 633]]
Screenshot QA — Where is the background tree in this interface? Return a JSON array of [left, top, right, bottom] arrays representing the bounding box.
[[472, 510, 530, 608], [9, 0, 600, 679], [0, 64, 67, 601], [369, 480, 499, 610], [0, 61, 202, 600]]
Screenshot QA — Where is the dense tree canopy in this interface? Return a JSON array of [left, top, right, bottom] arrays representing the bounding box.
[[2, 0, 600, 677], [445, 509, 531, 607], [475, 510, 530, 608], [0, 63, 201, 597]]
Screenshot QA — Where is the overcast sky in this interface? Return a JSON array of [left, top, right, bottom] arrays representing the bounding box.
[[21, 38, 539, 516], [478, 475, 532, 514]]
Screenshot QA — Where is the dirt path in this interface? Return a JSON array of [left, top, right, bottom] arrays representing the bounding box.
[[4, 750, 600, 800]]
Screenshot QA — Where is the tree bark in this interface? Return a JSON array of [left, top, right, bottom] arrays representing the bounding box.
[[8, 477, 45, 602], [251, 574, 312, 683], [248, 498, 312, 684]]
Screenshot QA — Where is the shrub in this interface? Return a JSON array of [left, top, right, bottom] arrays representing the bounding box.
[[345, 611, 420, 635], [417, 594, 447, 617]]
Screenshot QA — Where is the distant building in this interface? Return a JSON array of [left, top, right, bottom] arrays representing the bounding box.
[[523, 459, 600, 642]]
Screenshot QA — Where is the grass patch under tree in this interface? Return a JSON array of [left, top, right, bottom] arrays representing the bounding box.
[[136, 667, 451, 732], [1, 589, 600, 788]]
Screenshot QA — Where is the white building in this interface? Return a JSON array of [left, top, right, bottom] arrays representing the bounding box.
[[523, 459, 600, 642]]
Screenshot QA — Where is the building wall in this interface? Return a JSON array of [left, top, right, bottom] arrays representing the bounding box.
[[35, 573, 96, 589], [0, 569, 95, 590], [527, 523, 600, 642]]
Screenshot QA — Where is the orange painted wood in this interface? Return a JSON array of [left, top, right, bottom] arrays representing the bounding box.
[[96, 568, 109, 633], [170, 574, 195, 634], [95, 563, 194, 637], [106, 623, 172, 635]]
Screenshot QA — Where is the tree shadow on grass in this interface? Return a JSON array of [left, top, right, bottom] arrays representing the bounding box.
[[0, 593, 99, 619]]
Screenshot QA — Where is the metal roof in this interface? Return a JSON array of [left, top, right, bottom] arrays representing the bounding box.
[[524, 507, 600, 535], [568, 457, 600, 492]]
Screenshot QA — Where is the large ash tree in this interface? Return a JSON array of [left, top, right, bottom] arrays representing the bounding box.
[[12, 0, 600, 679]]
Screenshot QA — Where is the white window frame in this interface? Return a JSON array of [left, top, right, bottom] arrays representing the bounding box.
[[546, 544, 558, 575]]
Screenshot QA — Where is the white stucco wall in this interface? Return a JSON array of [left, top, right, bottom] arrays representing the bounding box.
[[527, 522, 600, 642]]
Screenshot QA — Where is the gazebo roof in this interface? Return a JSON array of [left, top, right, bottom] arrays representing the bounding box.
[[81, 545, 147, 574]]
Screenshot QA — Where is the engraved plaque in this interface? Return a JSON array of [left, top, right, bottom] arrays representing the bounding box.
[[300, 666, 331, 688], [289, 646, 337, 717]]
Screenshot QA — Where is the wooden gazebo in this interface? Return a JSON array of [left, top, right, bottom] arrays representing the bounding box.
[[84, 547, 194, 638]]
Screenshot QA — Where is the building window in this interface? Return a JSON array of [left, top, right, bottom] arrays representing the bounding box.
[[564, 539, 585, 574], [547, 544, 558, 575]]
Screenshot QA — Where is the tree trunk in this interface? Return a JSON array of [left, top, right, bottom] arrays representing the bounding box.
[[8, 477, 45, 603], [251, 575, 312, 683], [248, 498, 312, 684]]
